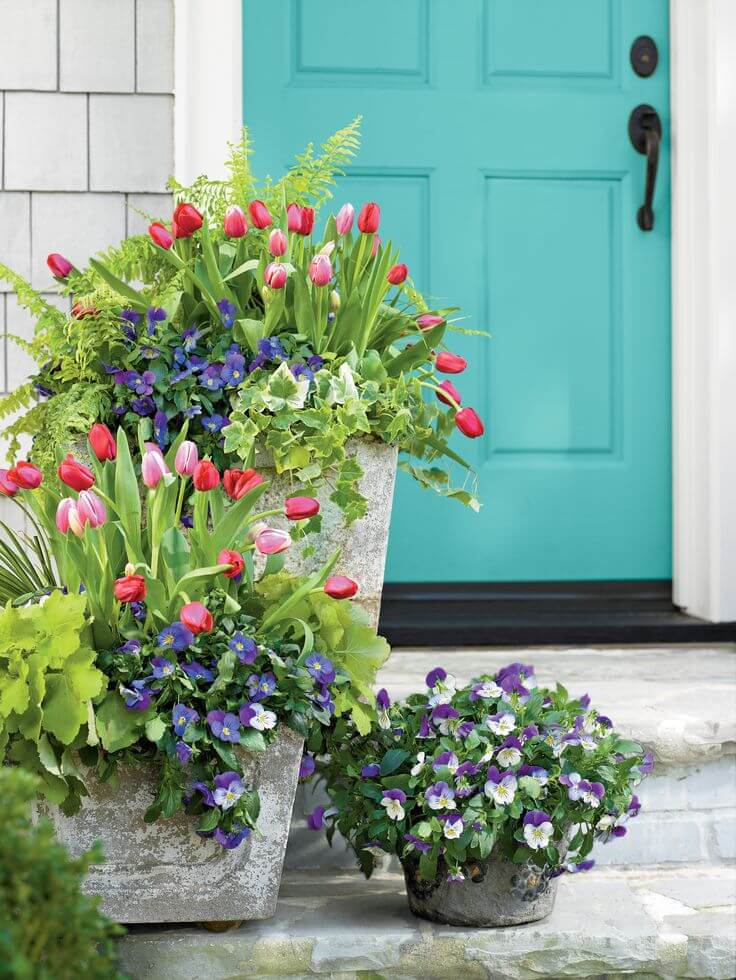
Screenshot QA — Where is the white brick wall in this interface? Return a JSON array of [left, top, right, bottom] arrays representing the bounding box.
[[0, 0, 174, 408]]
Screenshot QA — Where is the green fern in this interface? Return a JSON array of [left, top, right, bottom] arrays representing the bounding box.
[[225, 128, 258, 209]]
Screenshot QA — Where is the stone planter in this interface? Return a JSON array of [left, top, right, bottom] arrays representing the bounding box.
[[257, 437, 398, 628], [42, 726, 303, 924], [402, 855, 559, 927]]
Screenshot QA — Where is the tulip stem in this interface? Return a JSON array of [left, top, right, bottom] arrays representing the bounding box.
[[173, 479, 187, 530], [249, 508, 282, 523], [419, 380, 459, 411]]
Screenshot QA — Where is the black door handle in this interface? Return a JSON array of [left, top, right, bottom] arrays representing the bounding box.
[[629, 104, 662, 231]]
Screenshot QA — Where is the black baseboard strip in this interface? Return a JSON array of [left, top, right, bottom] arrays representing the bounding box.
[[377, 581, 736, 647]]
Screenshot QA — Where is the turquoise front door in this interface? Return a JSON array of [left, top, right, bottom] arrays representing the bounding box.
[[243, 0, 671, 583]]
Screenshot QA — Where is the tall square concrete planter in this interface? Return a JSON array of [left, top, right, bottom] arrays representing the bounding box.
[[42, 727, 303, 924], [258, 437, 398, 628]]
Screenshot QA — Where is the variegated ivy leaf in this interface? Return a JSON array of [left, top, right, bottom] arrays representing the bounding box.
[[262, 361, 309, 412], [324, 362, 359, 405]]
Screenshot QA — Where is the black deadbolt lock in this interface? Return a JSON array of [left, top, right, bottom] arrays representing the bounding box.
[[630, 36, 658, 77]]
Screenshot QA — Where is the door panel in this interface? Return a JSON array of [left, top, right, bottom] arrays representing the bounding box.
[[243, 0, 671, 582]]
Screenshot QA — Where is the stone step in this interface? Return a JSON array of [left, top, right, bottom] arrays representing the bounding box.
[[287, 645, 736, 871], [117, 865, 736, 979]]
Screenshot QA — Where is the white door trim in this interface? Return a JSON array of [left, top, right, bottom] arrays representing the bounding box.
[[173, 0, 736, 622]]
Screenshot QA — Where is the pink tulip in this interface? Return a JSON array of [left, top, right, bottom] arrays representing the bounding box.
[[387, 263, 408, 285], [335, 203, 354, 236], [287, 203, 302, 233], [264, 262, 287, 289], [46, 253, 73, 278], [76, 490, 107, 528], [268, 228, 287, 256], [56, 498, 75, 533], [417, 314, 445, 331], [67, 504, 85, 537], [141, 449, 169, 488], [254, 527, 292, 555], [223, 205, 247, 238], [371, 234, 381, 258], [309, 254, 332, 287], [248, 200, 273, 229], [174, 440, 198, 477]]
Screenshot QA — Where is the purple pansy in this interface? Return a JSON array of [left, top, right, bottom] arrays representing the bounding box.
[[191, 781, 215, 807], [417, 713, 434, 739], [175, 741, 192, 765], [217, 298, 237, 329], [247, 672, 277, 701], [121, 679, 152, 711], [222, 351, 246, 385], [214, 825, 251, 849], [404, 833, 431, 853], [146, 306, 166, 336], [181, 661, 214, 683], [153, 410, 168, 448], [376, 689, 390, 710], [361, 763, 380, 779], [426, 666, 447, 689], [151, 656, 175, 679], [306, 653, 336, 685], [118, 638, 141, 654], [307, 806, 326, 831], [157, 622, 194, 651], [206, 710, 241, 743], [200, 363, 226, 391], [172, 703, 198, 736], [299, 754, 316, 780], [202, 414, 229, 434], [127, 370, 156, 396], [131, 395, 156, 416], [456, 721, 475, 739], [213, 772, 245, 810], [433, 750, 459, 773], [229, 632, 257, 664], [522, 724, 539, 741]]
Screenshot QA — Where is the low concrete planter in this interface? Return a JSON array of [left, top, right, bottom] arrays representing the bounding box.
[[402, 855, 559, 927], [257, 437, 398, 628], [42, 726, 303, 924]]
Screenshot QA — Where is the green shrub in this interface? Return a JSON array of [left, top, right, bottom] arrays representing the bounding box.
[[0, 768, 123, 980]]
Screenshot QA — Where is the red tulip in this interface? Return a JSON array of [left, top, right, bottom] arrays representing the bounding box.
[[268, 228, 287, 257], [224, 468, 264, 501], [455, 407, 485, 438], [417, 314, 445, 331], [435, 351, 467, 374], [71, 300, 98, 319], [172, 203, 203, 238], [47, 253, 73, 279], [0, 469, 18, 496], [57, 454, 94, 491], [248, 200, 273, 229], [284, 496, 320, 520], [387, 263, 408, 285], [436, 380, 462, 407], [264, 262, 287, 289], [7, 460, 43, 490], [89, 422, 117, 461], [324, 575, 359, 599], [299, 207, 314, 236], [192, 459, 220, 491], [223, 205, 247, 238], [148, 222, 174, 249], [217, 548, 245, 579], [357, 202, 380, 234], [114, 572, 147, 603], [180, 601, 213, 634]]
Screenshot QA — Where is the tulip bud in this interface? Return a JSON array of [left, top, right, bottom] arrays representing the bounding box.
[[46, 253, 73, 279], [0, 470, 18, 497], [436, 380, 462, 407], [309, 254, 332, 287], [387, 263, 408, 285], [264, 262, 287, 289], [56, 454, 93, 492], [180, 601, 213, 634], [89, 422, 117, 462], [172, 203, 203, 238], [148, 222, 174, 249], [284, 496, 320, 520], [335, 203, 354, 236], [141, 449, 169, 488], [254, 527, 291, 555], [417, 314, 445, 331], [192, 459, 220, 491], [76, 490, 107, 528], [319, 240, 336, 257], [435, 351, 467, 374], [455, 407, 485, 438], [114, 571, 147, 603], [55, 498, 74, 533], [268, 228, 287, 257], [329, 289, 341, 312], [223, 205, 247, 238], [371, 234, 381, 257], [357, 202, 380, 234], [217, 548, 244, 580], [324, 575, 359, 599], [174, 440, 198, 477], [248, 200, 273, 229], [287, 203, 302, 232], [224, 468, 264, 501], [6, 460, 42, 490]]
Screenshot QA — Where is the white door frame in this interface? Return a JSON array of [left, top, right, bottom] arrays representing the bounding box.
[[174, 0, 736, 622]]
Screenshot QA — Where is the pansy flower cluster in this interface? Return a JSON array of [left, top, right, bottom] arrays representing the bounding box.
[[97, 588, 353, 849], [310, 662, 650, 883]]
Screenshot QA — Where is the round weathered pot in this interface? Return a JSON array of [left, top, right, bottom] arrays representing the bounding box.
[[402, 856, 559, 927], [256, 437, 398, 628], [40, 726, 303, 924]]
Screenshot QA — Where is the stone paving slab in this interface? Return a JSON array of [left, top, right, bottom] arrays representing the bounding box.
[[117, 866, 736, 979], [377, 646, 736, 765]]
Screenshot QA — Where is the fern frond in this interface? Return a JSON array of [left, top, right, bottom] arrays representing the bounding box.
[[0, 383, 35, 425], [0, 264, 66, 326], [225, 127, 258, 209]]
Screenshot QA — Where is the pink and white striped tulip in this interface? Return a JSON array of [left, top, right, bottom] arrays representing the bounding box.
[[335, 203, 354, 236], [174, 440, 198, 477], [76, 490, 107, 528], [264, 262, 287, 289], [141, 449, 169, 488], [56, 498, 75, 533], [309, 253, 332, 287], [268, 228, 287, 256], [223, 205, 248, 238], [254, 527, 292, 555]]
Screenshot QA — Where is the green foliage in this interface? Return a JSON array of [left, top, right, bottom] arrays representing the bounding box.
[[0, 516, 57, 606], [0, 592, 104, 807], [0, 768, 123, 980]]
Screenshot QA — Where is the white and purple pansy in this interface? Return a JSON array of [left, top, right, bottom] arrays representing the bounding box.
[[212, 771, 245, 811], [425, 780, 456, 810], [447, 869, 465, 882], [239, 702, 277, 731], [443, 812, 464, 839], [469, 679, 502, 700], [454, 760, 481, 798], [417, 713, 435, 739], [559, 772, 587, 801], [376, 688, 391, 730], [362, 840, 387, 859], [518, 764, 549, 787], [484, 765, 517, 805], [431, 703, 460, 735], [486, 711, 516, 737], [582, 781, 605, 807], [426, 667, 457, 706], [522, 810, 554, 850], [381, 788, 407, 820], [306, 805, 337, 831], [246, 671, 277, 701], [410, 752, 426, 776], [596, 811, 628, 842], [521, 723, 539, 742], [496, 735, 523, 768], [433, 750, 459, 773], [207, 709, 241, 742], [403, 833, 431, 853], [456, 720, 475, 739]]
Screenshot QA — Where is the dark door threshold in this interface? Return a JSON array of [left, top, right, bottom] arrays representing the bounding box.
[[377, 581, 736, 647]]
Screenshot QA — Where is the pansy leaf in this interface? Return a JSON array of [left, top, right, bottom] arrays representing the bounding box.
[[380, 748, 410, 776], [198, 809, 220, 833]]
